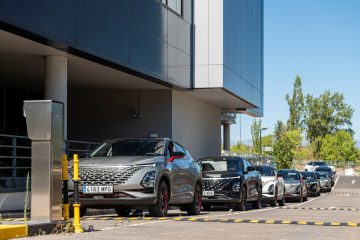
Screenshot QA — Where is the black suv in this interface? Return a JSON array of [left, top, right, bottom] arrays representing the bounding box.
[[199, 156, 262, 211]]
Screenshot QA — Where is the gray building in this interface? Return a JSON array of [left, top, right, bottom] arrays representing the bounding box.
[[0, 0, 263, 210]]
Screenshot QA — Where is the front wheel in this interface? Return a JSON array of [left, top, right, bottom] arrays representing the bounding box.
[[251, 187, 262, 209], [278, 189, 286, 206], [148, 180, 169, 217], [183, 183, 202, 215]]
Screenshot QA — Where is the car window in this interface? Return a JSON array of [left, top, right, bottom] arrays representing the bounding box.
[[278, 170, 300, 180], [201, 158, 241, 172]]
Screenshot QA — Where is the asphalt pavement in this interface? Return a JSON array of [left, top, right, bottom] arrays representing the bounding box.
[[20, 175, 360, 240]]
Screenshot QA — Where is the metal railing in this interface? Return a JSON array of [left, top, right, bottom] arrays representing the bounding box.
[[0, 134, 99, 193]]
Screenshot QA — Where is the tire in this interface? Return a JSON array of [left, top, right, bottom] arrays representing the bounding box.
[[148, 180, 169, 217], [202, 203, 212, 211], [69, 206, 87, 218], [278, 188, 286, 206], [317, 190, 321, 197], [303, 192, 308, 202], [115, 208, 131, 217], [183, 183, 202, 215], [251, 187, 262, 209], [269, 188, 278, 207], [235, 188, 247, 211]]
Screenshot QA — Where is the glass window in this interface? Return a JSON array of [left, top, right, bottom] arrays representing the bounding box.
[[165, 0, 182, 16], [200, 157, 242, 172], [90, 139, 165, 157]]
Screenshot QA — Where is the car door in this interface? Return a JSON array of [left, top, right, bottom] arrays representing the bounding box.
[[167, 141, 183, 203], [173, 142, 194, 202], [274, 169, 285, 198]]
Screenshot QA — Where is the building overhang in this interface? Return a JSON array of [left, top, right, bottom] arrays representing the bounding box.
[[185, 88, 259, 116]]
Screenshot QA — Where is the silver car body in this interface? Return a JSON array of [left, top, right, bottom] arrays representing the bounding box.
[[69, 138, 202, 209], [261, 176, 285, 200]]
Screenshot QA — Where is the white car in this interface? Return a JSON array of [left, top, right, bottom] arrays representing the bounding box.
[[304, 161, 336, 174], [254, 165, 286, 207]]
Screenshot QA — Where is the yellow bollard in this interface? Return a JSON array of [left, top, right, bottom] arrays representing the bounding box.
[[62, 154, 70, 221], [72, 154, 84, 233]]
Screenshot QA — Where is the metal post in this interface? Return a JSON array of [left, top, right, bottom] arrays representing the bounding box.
[[72, 154, 83, 233], [259, 129, 262, 163], [62, 154, 70, 221]]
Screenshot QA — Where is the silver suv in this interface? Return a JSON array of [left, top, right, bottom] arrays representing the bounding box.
[[70, 138, 202, 217]]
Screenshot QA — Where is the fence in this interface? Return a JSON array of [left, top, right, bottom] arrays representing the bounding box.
[[0, 134, 99, 193]]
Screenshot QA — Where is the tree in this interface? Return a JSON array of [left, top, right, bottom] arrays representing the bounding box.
[[273, 129, 302, 169], [231, 142, 252, 154], [319, 130, 360, 164], [286, 75, 305, 130], [305, 91, 354, 143], [251, 118, 262, 153], [274, 120, 286, 142]]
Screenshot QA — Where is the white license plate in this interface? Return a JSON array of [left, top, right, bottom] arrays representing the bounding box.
[[83, 185, 113, 194], [203, 191, 215, 197]]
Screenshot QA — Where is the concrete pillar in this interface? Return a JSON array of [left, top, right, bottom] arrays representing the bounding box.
[[223, 124, 230, 151], [44, 56, 67, 139]]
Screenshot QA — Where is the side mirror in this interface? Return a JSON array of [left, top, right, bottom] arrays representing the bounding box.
[[168, 151, 185, 163], [247, 166, 256, 172]]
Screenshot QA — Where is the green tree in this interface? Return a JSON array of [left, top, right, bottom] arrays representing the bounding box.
[[231, 142, 252, 154], [273, 129, 302, 169], [251, 118, 262, 153], [262, 134, 273, 148], [286, 75, 305, 130], [319, 130, 360, 164], [305, 91, 354, 143], [274, 120, 286, 142]]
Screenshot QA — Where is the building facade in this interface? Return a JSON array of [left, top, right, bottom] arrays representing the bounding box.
[[0, 0, 263, 210]]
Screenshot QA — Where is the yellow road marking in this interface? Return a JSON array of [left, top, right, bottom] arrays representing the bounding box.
[[142, 217, 153, 220], [297, 221, 307, 225], [113, 217, 124, 221], [281, 220, 291, 224], [188, 218, 198, 221], [331, 222, 340, 226], [250, 220, 259, 223], [100, 217, 109, 220], [158, 217, 168, 220], [265, 220, 275, 224], [234, 219, 243, 223], [315, 222, 324, 225], [348, 222, 357, 227], [173, 217, 184, 221], [128, 217, 139, 220]]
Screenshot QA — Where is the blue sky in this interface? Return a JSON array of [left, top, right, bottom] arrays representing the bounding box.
[[230, 0, 360, 144]]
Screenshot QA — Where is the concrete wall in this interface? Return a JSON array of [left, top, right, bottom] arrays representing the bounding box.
[[172, 90, 221, 161], [68, 90, 172, 142]]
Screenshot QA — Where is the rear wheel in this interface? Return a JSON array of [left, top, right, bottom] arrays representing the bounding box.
[[183, 183, 202, 215], [148, 180, 169, 217], [235, 188, 247, 211], [251, 187, 262, 209]]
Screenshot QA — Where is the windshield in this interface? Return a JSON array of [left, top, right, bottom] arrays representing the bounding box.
[[201, 158, 241, 172], [314, 162, 326, 166], [316, 167, 332, 174], [316, 172, 328, 179], [302, 172, 315, 180], [89, 139, 165, 157], [254, 166, 275, 176], [278, 170, 300, 180]]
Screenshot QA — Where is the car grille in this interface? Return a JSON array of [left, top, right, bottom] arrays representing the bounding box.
[[68, 166, 142, 185], [203, 178, 233, 191]]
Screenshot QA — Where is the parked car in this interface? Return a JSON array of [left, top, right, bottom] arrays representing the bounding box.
[[315, 172, 332, 192], [199, 156, 262, 211], [278, 169, 308, 202], [254, 165, 286, 207], [314, 166, 335, 186], [69, 138, 202, 217], [301, 171, 321, 197], [305, 161, 336, 174]]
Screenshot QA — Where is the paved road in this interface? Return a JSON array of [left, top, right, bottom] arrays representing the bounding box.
[[22, 175, 360, 240]]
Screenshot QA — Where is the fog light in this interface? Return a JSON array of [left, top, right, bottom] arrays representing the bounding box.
[[232, 182, 241, 192], [141, 171, 156, 188]]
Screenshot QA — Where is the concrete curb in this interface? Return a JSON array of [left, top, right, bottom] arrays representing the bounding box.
[[0, 225, 27, 240]]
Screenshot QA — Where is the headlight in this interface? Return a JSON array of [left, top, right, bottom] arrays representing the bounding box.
[[141, 171, 156, 188], [268, 184, 274, 194], [232, 182, 241, 192]]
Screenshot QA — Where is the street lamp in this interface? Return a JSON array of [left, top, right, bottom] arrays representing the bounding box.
[[259, 127, 269, 163]]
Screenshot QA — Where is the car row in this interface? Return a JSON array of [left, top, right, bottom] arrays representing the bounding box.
[[69, 138, 335, 217]]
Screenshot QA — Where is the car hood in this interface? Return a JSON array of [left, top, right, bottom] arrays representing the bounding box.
[[284, 179, 300, 185], [202, 171, 241, 179], [77, 156, 164, 167]]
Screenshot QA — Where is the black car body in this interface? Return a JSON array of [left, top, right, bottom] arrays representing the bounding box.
[[315, 166, 335, 186], [315, 172, 332, 192], [199, 156, 262, 211], [301, 171, 320, 197], [278, 169, 308, 202]]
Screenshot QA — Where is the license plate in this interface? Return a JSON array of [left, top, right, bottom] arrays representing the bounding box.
[[82, 185, 113, 194], [203, 191, 214, 197]]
